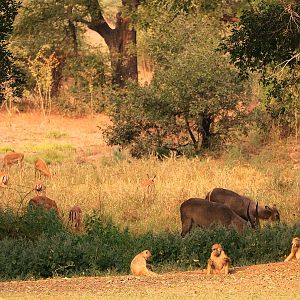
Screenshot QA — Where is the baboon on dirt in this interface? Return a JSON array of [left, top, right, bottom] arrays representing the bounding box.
[[284, 237, 300, 262], [207, 243, 231, 275], [130, 250, 157, 276]]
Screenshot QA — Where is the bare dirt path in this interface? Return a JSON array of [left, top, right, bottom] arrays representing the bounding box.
[[0, 261, 299, 299], [0, 111, 114, 159]]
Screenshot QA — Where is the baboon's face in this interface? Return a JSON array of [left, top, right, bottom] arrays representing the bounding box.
[[211, 244, 222, 257], [142, 250, 152, 260], [292, 237, 300, 248]]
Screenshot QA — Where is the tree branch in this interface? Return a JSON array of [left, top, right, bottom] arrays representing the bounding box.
[[85, 0, 113, 41]]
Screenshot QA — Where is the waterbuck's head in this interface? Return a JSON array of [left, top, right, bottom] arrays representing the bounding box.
[[247, 202, 260, 229], [266, 205, 280, 222]]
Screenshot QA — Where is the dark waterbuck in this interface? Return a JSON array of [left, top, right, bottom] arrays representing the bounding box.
[[180, 198, 259, 237], [205, 188, 280, 223]]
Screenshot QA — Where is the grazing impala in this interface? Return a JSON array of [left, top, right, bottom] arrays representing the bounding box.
[[3, 151, 24, 171], [35, 159, 52, 179], [28, 195, 58, 213], [0, 171, 9, 187], [68, 205, 82, 229]]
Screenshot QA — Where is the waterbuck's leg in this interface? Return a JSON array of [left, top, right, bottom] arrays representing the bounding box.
[[181, 218, 193, 237]]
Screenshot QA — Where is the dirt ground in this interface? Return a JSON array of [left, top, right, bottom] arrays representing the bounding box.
[[0, 261, 299, 299], [0, 112, 300, 299], [0, 111, 114, 159]]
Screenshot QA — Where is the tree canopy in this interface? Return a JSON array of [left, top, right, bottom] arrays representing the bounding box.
[[221, 0, 300, 135], [0, 0, 23, 102], [104, 14, 251, 157]]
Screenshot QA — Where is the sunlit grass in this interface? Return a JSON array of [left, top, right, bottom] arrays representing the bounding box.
[[2, 144, 299, 235], [46, 130, 68, 139]]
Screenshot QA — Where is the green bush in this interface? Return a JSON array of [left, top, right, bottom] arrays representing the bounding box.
[[0, 208, 299, 281]]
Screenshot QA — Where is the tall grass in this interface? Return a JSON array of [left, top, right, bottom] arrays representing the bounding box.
[[1, 144, 299, 235]]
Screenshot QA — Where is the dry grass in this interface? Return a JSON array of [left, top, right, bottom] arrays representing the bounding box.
[[1, 149, 299, 235]]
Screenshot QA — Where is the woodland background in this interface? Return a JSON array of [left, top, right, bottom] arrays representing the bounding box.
[[0, 0, 300, 282]]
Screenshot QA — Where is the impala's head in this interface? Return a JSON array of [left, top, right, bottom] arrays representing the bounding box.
[[0, 172, 9, 187], [34, 180, 46, 195], [211, 244, 223, 257], [142, 174, 156, 185]]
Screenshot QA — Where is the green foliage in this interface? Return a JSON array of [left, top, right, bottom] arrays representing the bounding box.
[[24, 143, 75, 164], [220, 0, 300, 136], [46, 130, 68, 139], [0, 208, 65, 241], [0, 208, 299, 281], [0, 0, 24, 102], [105, 14, 251, 157]]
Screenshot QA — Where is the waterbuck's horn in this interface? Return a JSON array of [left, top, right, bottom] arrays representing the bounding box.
[[246, 202, 252, 227]]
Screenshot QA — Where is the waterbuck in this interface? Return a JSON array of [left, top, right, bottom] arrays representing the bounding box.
[[180, 198, 259, 237], [28, 196, 58, 213], [205, 188, 280, 223]]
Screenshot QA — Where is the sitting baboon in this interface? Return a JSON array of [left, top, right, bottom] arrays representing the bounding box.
[[130, 250, 157, 276], [284, 237, 300, 262], [207, 243, 231, 275]]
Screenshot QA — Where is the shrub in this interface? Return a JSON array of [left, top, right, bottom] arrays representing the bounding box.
[[0, 209, 299, 281]]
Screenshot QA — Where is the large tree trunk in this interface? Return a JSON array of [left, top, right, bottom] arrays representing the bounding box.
[[199, 113, 213, 149], [85, 1, 138, 87]]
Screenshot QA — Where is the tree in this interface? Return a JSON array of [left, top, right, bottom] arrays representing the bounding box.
[[0, 0, 23, 103], [220, 0, 300, 136], [104, 15, 251, 157], [13, 0, 139, 90], [77, 0, 139, 87]]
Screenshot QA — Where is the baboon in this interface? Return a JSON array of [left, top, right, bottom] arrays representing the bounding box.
[[284, 237, 300, 262], [130, 250, 157, 276], [35, 159, 52, 179], [207, 243, 231, 275], [68, 205, 82, 229]]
